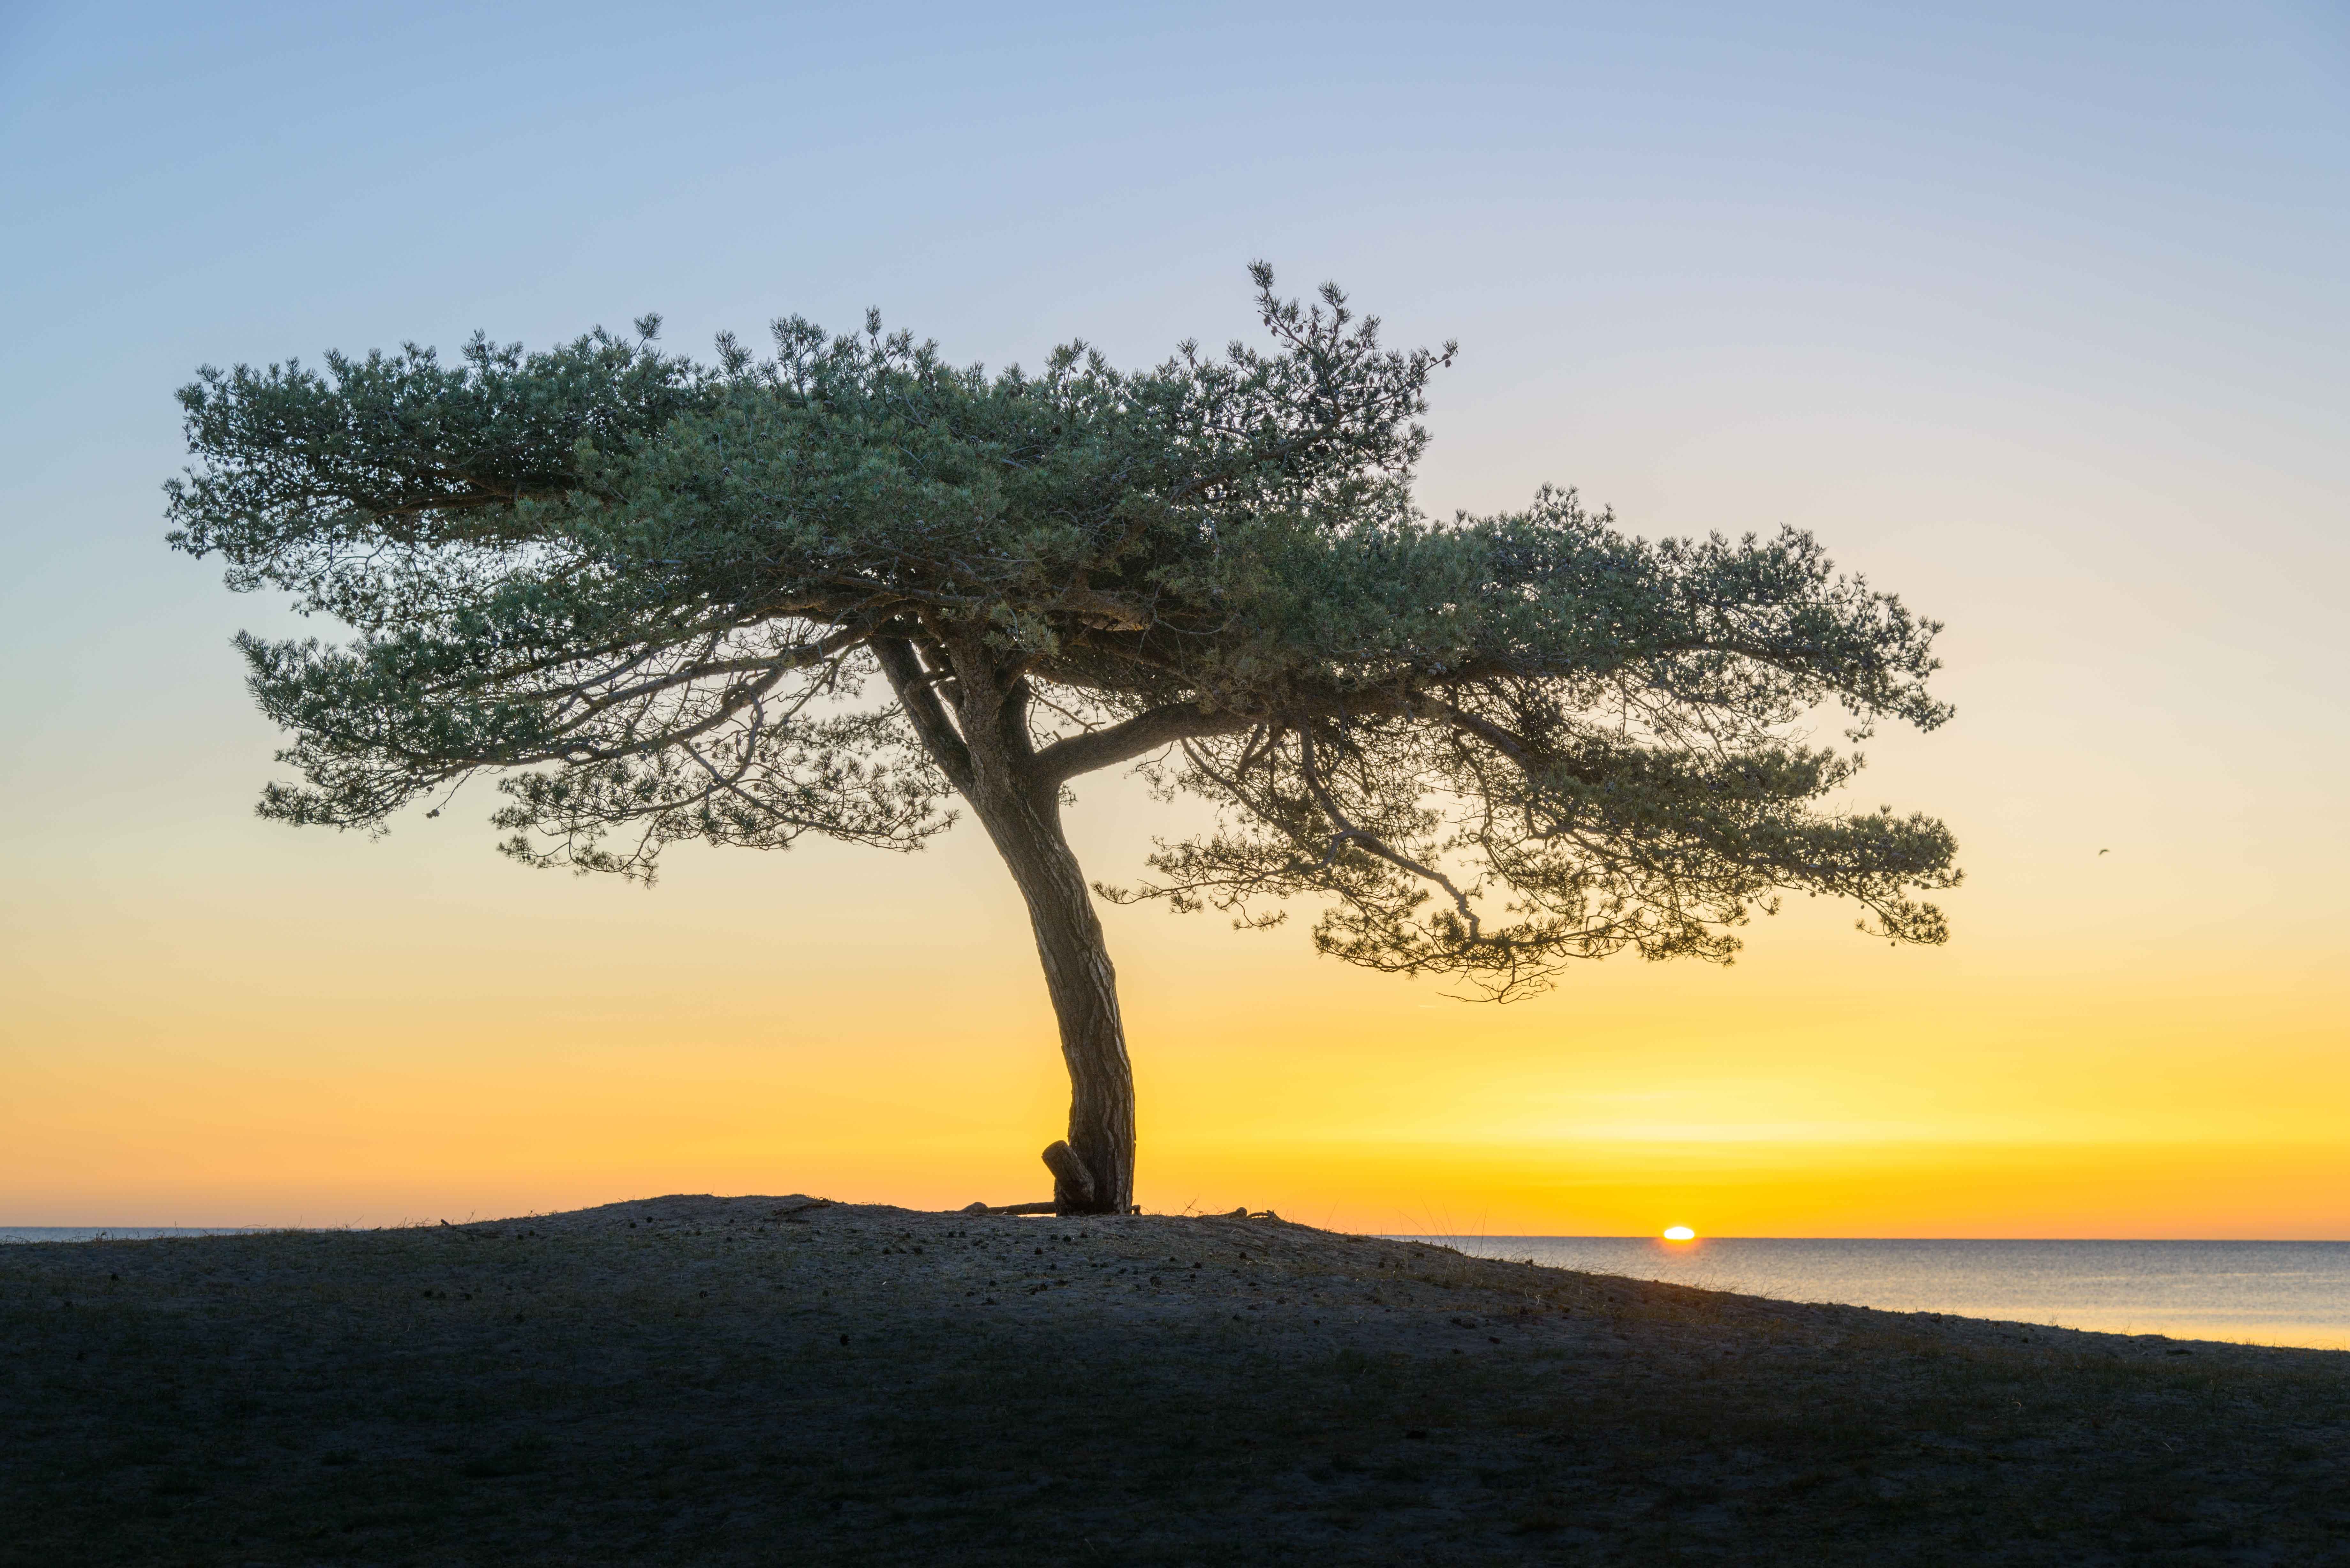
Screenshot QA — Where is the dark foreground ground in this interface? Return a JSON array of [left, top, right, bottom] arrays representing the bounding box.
[[5, 1195, 2348, 1566]]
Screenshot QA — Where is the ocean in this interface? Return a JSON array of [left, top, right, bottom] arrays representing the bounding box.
[[1404, 1237, 2350, 1351]]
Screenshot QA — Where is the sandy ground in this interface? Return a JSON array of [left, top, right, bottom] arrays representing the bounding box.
[[6, 1194, 2348, 1565]]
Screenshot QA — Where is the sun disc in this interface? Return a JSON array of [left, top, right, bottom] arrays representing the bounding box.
[[1662, 1225, 1696, 1242]]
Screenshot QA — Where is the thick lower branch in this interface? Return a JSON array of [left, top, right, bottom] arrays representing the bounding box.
[[872, 634, 974, 791], [1030, 701, 1255, 785]]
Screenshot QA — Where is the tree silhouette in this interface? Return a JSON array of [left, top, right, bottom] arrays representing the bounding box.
[[167, 266, 1960, 1214]]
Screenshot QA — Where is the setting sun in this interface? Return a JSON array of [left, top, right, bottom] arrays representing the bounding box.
[[1662, 1226, 1697, 1242]]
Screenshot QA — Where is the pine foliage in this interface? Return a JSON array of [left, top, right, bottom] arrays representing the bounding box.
[[169, 267, 1959, 998]]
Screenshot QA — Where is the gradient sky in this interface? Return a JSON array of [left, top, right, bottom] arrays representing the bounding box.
[[3, 1, 2345, 1234]]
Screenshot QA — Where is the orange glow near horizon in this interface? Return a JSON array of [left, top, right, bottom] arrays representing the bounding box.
[[5, 756, 2346, 1237]]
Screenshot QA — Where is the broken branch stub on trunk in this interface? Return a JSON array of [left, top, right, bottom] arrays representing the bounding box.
[[1042, 1140, 1096, 1215], [166, 267, 1962, 1213]]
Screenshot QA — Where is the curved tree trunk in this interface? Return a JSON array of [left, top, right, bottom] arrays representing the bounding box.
[[974, 797, 1135, 1217], [873, 632, 1136, 1216]]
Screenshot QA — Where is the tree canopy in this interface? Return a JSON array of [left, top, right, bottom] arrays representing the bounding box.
[[168, 266, 1961, 1211]]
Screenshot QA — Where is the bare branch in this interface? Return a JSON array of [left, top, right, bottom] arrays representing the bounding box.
[[872, 634, 974, 792], [1030, 703, 1254, 786], [1298, 729, 1482, 940]]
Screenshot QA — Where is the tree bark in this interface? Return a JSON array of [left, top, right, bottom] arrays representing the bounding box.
[[874, 633, 1136, 1216], [963, 780, 1135, 1217]]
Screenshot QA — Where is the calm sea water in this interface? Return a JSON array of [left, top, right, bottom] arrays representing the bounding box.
[[1409, 1237, 2350, 1351]]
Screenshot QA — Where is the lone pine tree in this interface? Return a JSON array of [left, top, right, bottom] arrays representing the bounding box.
[[168, 267, 1960, 1215]]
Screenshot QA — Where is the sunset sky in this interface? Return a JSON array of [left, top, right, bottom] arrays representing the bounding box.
[[3, 1, 2344, 1235]]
